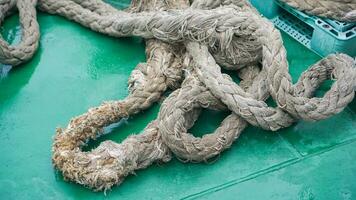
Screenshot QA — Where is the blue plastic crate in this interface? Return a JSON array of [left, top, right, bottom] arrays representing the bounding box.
[[249, 0, 356, 57]]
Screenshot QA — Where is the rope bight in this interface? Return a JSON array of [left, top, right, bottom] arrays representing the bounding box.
[[0, 0, 355, 191]]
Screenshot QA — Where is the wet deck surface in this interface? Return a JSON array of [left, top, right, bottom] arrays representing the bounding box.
[[0, 4, 355, 200]]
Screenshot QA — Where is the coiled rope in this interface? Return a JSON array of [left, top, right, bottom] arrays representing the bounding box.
[[0, 0, 39, 66], [281, 0, 356, 22], [0, 0, 355, 192]]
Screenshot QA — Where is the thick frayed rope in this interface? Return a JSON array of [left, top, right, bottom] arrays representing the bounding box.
[[280, 0, 356, 22], [0, 0, 355, 192], [0, 0, 39, 66]]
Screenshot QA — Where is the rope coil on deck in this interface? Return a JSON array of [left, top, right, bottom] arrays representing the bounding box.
[[0, 0, 355, 191], [0, 0, 39, 66], [281, 0, 356, 22]]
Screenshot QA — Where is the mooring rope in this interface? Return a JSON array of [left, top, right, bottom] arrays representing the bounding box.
[[0, 0, 355, 192], [280, 0, 356, 22], [0, 0, 39, 66]]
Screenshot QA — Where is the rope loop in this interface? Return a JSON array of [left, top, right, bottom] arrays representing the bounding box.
[[0, 0, 354, 191], [0, 0, 39, 66]]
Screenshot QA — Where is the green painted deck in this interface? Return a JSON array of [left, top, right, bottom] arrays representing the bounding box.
[[0, 2, 355, 200]]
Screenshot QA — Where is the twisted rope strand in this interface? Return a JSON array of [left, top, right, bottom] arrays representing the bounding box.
[[0, 0, 39, 66], [0, 0, 355, 192], [280, 0, 356, 22], [49, 0, 354, 191]]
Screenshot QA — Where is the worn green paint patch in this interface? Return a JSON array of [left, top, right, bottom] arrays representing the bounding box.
[[0, 5, 355, 200], [279, 107, 356, 156], [194, 140, 356, 200]]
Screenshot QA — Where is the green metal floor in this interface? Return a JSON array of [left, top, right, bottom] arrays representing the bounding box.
[[1, 4, 356, 200]]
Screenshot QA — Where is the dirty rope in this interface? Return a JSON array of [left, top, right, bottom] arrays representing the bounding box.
[[0, 0, 355, 192]]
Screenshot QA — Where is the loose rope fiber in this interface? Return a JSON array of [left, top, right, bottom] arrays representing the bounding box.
[[1, 0, 355, 192]]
